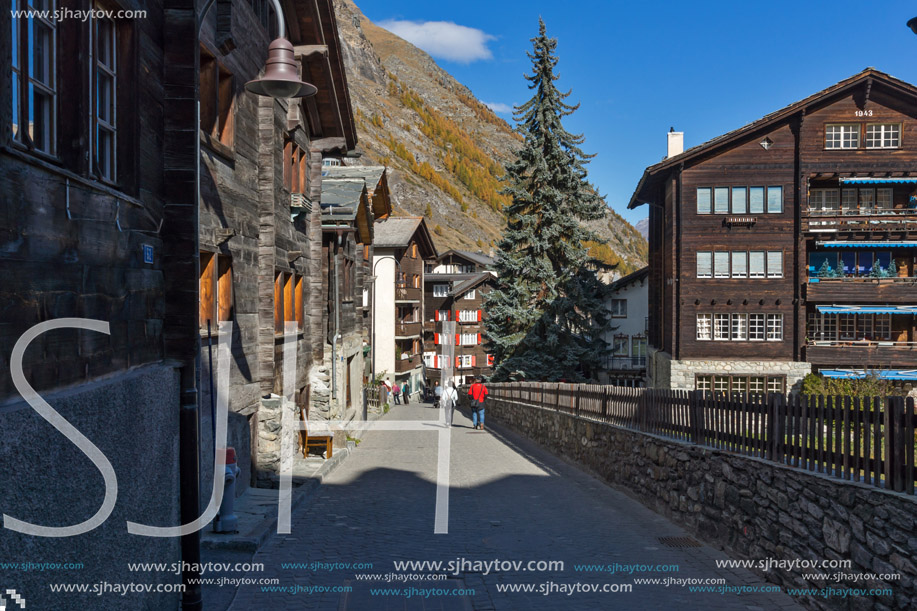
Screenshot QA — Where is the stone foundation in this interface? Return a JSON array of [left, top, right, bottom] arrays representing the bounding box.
[[648, 348, 812, 392]]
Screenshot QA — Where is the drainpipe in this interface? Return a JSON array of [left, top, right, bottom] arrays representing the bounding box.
[[332, 233, 341, 407]]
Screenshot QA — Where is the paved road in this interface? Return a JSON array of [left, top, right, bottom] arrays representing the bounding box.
[[224, 402, 802, 610]]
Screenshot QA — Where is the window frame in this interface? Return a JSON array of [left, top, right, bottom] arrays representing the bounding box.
[[696, 251, 712, 278], [865, 123, 901, 149], [825, 123, 860, 150], [696, 314, 712, 341], [12, 0, 59, 157]]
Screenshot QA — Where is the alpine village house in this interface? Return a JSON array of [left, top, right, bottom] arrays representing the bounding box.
[[629, 68, 917, 393]]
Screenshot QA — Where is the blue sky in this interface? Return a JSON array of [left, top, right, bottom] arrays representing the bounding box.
[[355, 0, 917, 226]]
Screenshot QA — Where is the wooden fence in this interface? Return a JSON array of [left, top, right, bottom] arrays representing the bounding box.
[[485, 383, 917, 495]]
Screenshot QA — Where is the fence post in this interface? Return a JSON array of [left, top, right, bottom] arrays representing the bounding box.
[[887, 396, 905, 493], [766, 393, 778, 462], [690, 390, 701, 444]]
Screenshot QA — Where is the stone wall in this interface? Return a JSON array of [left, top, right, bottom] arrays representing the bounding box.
[[0, 364, 181, 611], [476, 395, 917, 611], [649, 349, 812, 393]]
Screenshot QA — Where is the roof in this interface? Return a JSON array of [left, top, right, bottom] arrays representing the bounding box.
[[452, 272, 497, 297], [374, 216, 438, 258], [320, 178, 365, 211], [321, 165, 386, 190], [609, 266, 649, 292], [436, 249, 495, 267], [627, 68, 917, 209]]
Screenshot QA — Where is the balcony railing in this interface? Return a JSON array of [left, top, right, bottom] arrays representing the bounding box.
[[395, 321, 422, 337], [395, 286, 421, 301], [395, 354, 421, 373], [805, 276, 917, 301], [604, 356, 647, 370], [803, 207, 917, 232], [806, 341, 917, 368]]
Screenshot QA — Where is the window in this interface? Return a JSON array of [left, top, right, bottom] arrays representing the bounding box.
[[461, 264, 475, 273], [841, 189, 857, 213], [200, 252, 234, 331], [875, 314, 891, 340], [632, 336, 647, 358], [696, 251, 712, 278], [433, 284, 449, 297], [613, 335, 629, 355], [749, 187, 765, 214], [458, 310, 479, 322], [714, 252, 730, 278], [810, 189, 839, 211], [766, 251, 783, 278], [731, 314, 747, 341], [839, 314, 856, 340], [610, 299, 627, 317], [877, 188, 893, 211], [460, 333, 478, 346], [731, 251, 747, 278], [749, 377, 765, 394], [749, 251, 765, 278], [295, 275, 304, 331], [732, 377, 746, 393], [411, 243, 418, 258], [284, 140, 307, 195], [464, 289, 476, 300], [766, 314, 783, 341], [697, 188, 712, 214], [856, 314, 873, 340], [696, 314, 712, 341], [457, 355, 473, 368], [865, 124, 900, 149], [713, 376, 729, 393], [200, 47, 234, 147], [413, 274, 420, 289], [767, 377, 784, 394], [435, 310, 450, 321], [91, 7, 117, 180], [12, 0, 57, 154], [825, 124, 859, 149], [859, 188, 875, 212], [423, 352, 436, 368], [714, 187, 729, 214], [731, 187, 747, 214], [696, 375, 712, 392], [749, 314, 765, 341], [767, 186, 783, 213], [714, 314, 730, 341]]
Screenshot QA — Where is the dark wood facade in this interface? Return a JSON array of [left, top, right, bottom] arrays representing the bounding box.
[[630, 69, 917, 389], [423, 251, 496, 384]]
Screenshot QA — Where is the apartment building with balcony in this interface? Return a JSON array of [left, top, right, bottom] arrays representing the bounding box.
[[423, 250, 497, 386], [601, 267, 648, 386], [629, 69, 917, 391], [372, 217, 437, 399]]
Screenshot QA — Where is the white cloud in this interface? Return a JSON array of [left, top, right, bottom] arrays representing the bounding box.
[[483, 102, 513, 114], [378, 19, 495, 63]]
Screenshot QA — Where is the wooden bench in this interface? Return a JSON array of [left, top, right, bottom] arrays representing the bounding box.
[[297, 385, 333, 459]]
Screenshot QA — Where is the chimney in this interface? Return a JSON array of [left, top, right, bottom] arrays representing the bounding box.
[[667, 129, 683, 158]]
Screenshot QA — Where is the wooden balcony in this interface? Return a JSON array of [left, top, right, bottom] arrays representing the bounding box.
[[395, 286, 422, 302], [805, 341, 917, 368], [805, 277, 917, 302], [803, 208, 917, 233], [395, 321, 422, 338], [395, 354, 421, 373]]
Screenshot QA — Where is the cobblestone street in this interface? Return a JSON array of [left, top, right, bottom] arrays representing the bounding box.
[[226, 402, 802, 610]]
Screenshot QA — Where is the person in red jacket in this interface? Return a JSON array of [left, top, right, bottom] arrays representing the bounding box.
[[468, 377, 489, 430]]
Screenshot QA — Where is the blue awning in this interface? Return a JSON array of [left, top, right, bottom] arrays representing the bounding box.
[[817, 241, 917, 248], [816, 305, 917, 315], [821, 369, 917, 380], [839, 178, 917, 184]]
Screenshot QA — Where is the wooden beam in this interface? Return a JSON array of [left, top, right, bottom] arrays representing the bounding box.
[[295, 45, 328, 58]]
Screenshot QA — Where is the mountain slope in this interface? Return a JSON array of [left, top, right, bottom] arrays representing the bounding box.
[[333, 0, 647, 274]]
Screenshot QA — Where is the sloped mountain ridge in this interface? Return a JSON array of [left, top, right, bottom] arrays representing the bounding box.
[[333, 0, 647, 274]]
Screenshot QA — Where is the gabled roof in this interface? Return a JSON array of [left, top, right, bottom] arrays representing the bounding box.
[[452, 272, 497, 297], [435, 249, 494, 268], [374, 216, 437, 258], [320, 178, 372, 243], [628, 68, 917, 209], [609, 266, 648, 292], [322, 165, 385, 188]]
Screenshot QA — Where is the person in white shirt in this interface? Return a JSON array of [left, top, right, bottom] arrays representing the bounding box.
[[441, 381, 459, 427]]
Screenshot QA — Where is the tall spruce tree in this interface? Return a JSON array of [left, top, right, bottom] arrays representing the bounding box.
[[484, 19, 613, 382]]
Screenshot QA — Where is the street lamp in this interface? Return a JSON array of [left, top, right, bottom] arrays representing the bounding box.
[[908, 16, 917, 36]]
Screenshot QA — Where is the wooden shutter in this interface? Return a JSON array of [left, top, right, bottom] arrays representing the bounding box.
[[477, 309, 481, 322]]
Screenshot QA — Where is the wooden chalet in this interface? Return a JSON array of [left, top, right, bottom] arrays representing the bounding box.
[[629, 68, 917, 392], [423, 250, 497, 385]]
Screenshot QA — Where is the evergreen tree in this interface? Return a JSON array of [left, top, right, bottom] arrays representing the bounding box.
[[484, 19, 612, 382]]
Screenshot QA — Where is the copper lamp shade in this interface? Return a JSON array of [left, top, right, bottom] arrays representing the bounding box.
[[245, 38, 318, 99]]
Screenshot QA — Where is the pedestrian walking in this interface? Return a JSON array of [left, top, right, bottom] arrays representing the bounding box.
[[402, 380, 410, 404], [433, 381, 443, 408], [442, 381, 458, 427], [468, 376, 489, 430], [392, 382, 401, 405]]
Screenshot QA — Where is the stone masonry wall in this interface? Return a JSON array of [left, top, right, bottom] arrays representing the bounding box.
[[475, 395, 917, 611], [650, 349, 812, 393]]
